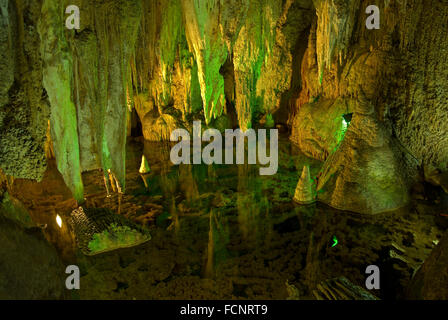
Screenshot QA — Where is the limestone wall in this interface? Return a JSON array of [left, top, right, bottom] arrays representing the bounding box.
[[0, 0, 446, 210]]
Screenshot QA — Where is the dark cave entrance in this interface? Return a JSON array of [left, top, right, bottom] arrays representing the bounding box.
[[343, 113, 353, 123], [343, 113, 353, 130], [343, 113, 353, 125], [130, 108, 143, 137], [220, 53, 239, 129], [277, 15, 314, 133]]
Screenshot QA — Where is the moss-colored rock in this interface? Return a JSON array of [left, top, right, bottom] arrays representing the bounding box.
[[407, 231, 448, 299], [317, 112, 411, 214], [291, 98, 355, 161], [293, 165, 316, 205], [0, 0, 49, 181], [0, 212, 66, 299], [0, 192, 34, 228]]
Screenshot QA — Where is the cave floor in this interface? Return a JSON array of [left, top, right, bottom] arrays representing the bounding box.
[[9, 137, 446, 300]]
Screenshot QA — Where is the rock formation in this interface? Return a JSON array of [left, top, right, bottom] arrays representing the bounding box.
[[288, 0, 448, 213], [407, 231, 448, 299], [1, 0, 448, 302], [0, 0, 447, 213], [290, 98, 355, 161], [0, 0, 49, 181], [139, 155, 150, 174], [0, 192, 66, 299], [316, 102, 413, 214], [294, 165, 316, 205]]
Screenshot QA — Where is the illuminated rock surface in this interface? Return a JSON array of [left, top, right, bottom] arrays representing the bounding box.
[[0, 0, 447, 300], [293, 165, 316, 204], [1, 0, 447, 204], [317, 111, 412, 214]]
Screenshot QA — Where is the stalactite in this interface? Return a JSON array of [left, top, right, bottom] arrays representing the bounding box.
[[313, 0, 357, 84], [39, 0, 84, 202], [181, 0, 228, 125]]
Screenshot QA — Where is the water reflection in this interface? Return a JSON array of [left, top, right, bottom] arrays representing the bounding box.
[[7, 138, 444, 299], [204, 209, 230, 278], [122, 138, 442, 299]]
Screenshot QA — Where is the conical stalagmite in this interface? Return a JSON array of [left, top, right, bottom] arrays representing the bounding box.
[[293, 165, 316, 204], [139, 155, 150, 174]]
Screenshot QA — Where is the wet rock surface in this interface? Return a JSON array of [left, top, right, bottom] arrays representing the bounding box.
[[317, 112, 412, 214], [407, 231, 448, 300], [0, 193, 66, 299], [0, 0, 447, 300]]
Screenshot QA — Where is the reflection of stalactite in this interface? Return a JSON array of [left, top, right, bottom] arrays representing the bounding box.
[[179, 164, 199, 203], [102, 169, 122, 197], [205, 209, 229, 278], [304, 231, 319, 291], [149, 141, 178, 199], [143, 141, 173, 172], [160, 170, 176, 196], [140, 174, 150, 189], [237, 163, 250, 239], [167, 197, 179, 234], [237, 163, 249, 191], [236, 163, 266, 243], [108, 169, 116, 193], [303, 211, 329, 294], [207, 165, 217, 185], [117, 192, 123, 215], [103, 174, 110, 197], [205, 210, 215, 278]]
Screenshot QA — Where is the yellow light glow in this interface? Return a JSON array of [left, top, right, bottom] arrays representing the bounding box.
[[139, 155, 150, 174], [56, 214, 62, 228]]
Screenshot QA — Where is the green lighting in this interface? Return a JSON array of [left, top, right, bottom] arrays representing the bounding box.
[[342, 118, 348, 130], [331, 235, 338, 247]]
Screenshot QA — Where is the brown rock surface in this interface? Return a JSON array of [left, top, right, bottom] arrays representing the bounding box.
[[317, 111, 411, 214], [290, 98, 355, 161], [0, 193, 66, 299], [407, 231, 448, 300], [0, 0, 447, 212], [293, 165, 316, 204], [0, 0, 49, 181]]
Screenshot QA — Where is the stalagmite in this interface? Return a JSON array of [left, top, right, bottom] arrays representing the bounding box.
[[103, 174, 111, 198], [139, 155, 150, 174], [293, 165, 316, 205], [108, 169, 116, 193], [204, 210, 215, 278]]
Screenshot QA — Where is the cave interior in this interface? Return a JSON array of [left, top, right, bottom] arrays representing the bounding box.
[[0, 0, 448, 300]]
